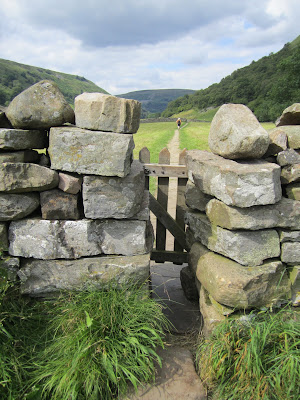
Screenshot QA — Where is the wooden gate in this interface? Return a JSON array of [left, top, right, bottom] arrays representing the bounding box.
[[139, 147, 190, 264]]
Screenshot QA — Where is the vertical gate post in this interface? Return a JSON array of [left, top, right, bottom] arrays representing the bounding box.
[[139, 147, 150, 190]]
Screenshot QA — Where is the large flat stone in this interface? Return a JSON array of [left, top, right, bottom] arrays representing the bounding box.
[[185, 210, 280, 266], [208, 104, 269, 159], [9, 218, 152, 259], [0, 163, 59, 193], [206, 197, 300, 230], [82, 160, 145, 219], [0, 128, 47, 150], [186, 150, 282, 207], [49, 126, 134, 177], [196, 251, 291, 309], [18, 254, 150, 296], [268, 126, 300, 149], [0, 193, 40, 221], [6, 80, 75, 130], [75, 92, 141, 133]]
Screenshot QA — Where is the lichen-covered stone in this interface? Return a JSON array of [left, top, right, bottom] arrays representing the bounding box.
[[0, 150, 40, 164], [208, 104, 269, 159], [0, 193, 40, 221], [268, 126, 300, 149], [196, 251, 290, 309], [82, 160, 145, 219], [281, 164, 300, 184], [199, 286, 226, 337], [264, 129, 288, 156], [206, 197, 300, 230], [0, 256, 19, 280], [185, 210, 280, 266], [277, 149, 300, 166], [184, 180, 212, 211], [276, 103, 300, 126], [6, 80, 75, 129], [286, 183, 300, 201], [0, 163, 59, 193], [278, 230, 300, 243], [75, 92, 141, 133], [281, 242, 300, 264], [288, 265, 300, 306], [49, 126, 134, 177], [0, 128, 47, 150], [40, 189, 80, 220], [18, 254, 151, 296], [186, 150, 282, 207]]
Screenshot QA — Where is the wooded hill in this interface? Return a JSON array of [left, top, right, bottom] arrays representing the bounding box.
[[0, 58, 108, 106], [117, 89, 195, 117], [162, 35, 300, 122]]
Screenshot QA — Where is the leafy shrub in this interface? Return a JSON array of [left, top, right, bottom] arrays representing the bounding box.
[[196, 307, 300, 400]]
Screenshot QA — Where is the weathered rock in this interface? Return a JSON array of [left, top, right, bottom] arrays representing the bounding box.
[[281, 242, 300, 264], [83, 160, 145, 219], [40, 189, 80, 220], [0, 163, 59, 192], [58, 172, 82, 194], [276, 103, 300, 126], [188, 241, 209, 275], [199, 286, 226, 337], [281, 164, 300, 184], [186, 150, 282, 207], [38, 154, 50, 167], [185, 210, 280, 266], [0, 150, 40, 164], [0, 128, 47, 150], [277, 149, 300, 166], [184, 180, 212, 211], [0, 106, 12, 128], [208, 104, 269, 159], [9, 218, 152, 259], [286, 183, 300, 200], [209, 294, 236, 316], [289, 265, 300, 306], [18, 254, 150, 296], [49, 126, 134, 177], [0, 223, 8, 251], [268, 126, 300, 149], [6, 80, 75, 129], [124, 346, 207, 400], [129, 191, 150, 221], [206, 197, 300, 230], [264, 129, 288, 156], [180, 266, 199, 301], [0, 193, 40, 221], [278, 229, 300, 243], [196, 251, 290, 309], [0, 256, 19, 280], [75, 92, 141, 133]]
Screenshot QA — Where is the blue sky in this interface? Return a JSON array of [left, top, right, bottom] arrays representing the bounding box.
[[0, 0, 299, 95]]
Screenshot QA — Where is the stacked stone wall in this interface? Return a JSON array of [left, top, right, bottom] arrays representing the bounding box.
[[0, 81, 152, 297], [183, 103, 300, 336]]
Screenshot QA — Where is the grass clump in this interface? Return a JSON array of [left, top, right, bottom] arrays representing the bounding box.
[[31, 284, 169, 400], [196, 307, 300, 400]]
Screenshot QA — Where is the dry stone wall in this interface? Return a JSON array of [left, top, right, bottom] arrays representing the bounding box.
[[183, 103, 300, 336], [0, 81, 152, 297]]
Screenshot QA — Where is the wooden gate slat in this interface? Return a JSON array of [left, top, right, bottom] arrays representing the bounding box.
[[151, 250, 188, 264], [175, 148, 188, 255], [139, 147, 150, 190], [156, 148, 170, 253]]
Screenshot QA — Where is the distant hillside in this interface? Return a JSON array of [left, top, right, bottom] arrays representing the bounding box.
[[117, 89, 195, 117], [162, 35, 300, 122], [0, 58, 108, 106]]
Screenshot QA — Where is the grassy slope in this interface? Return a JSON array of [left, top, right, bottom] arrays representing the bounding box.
[[0, 58, 108, 106]]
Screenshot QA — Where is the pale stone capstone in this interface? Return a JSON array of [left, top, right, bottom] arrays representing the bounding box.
[[268, 126, 300, 149], [208, 104, 270, 159], [49, 126, 134, 177], [276, 103, 300, 126], [184, 180, 213, 211], [9, 218, 152, 259], [0, 150, 40, 164], [277, 149, 300, 166], [281, 164, 300, 184], [75, 92, 141, 133], [40, 189, 80, 220], [0, 163, 59, 193], [82, 160, 145, 219], [281, 242, 300, 264], [196, 251, 290, 309], [58, 172, 82, 194], [0, 193, 40, 221], [186, 150, 282, 208], [0, 128, 47, 150], [185, 210, 280, 266], [18, 254, 150, 296], [286, 183, 300, 200], [6, 80, 75, 129], [0, 223, 8, 251], [205, 197, 300, 230], [289, 266, 300, 306]]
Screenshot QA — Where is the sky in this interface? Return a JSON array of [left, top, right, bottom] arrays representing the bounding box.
[[0, 0, 299, 95]]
